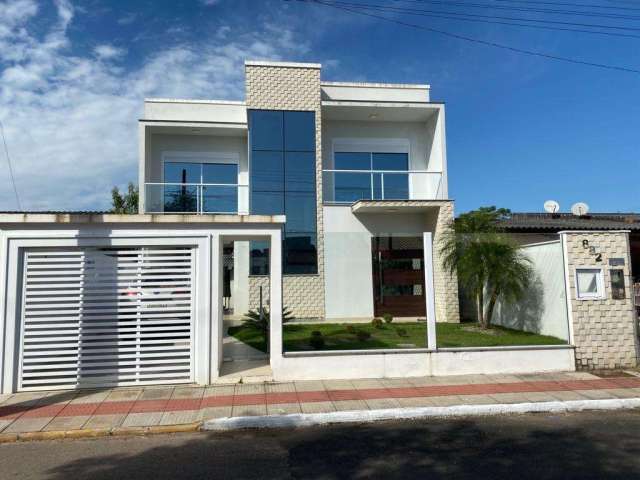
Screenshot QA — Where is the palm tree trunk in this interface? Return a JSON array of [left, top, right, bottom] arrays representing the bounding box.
[[476, 289, 485, 329], [485, 288, 500, 329]]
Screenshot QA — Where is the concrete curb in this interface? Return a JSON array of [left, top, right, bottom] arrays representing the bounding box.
[[203, 398, 640, 431], [0, 422, 202, 443]]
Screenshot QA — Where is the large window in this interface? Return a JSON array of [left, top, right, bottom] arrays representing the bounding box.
[[249, 110, 317, 274], [333, 151, 409, 203], [163, 161, 238, 213]]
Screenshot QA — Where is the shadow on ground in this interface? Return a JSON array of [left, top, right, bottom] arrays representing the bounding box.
[[13, 410, 640, 479]]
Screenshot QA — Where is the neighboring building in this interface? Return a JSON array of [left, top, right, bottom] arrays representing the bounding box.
[[139, 61, 459, 323], [499, 212, 640, 370]]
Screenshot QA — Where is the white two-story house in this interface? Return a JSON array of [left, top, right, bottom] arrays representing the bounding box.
[[139, 60, 459, 325]]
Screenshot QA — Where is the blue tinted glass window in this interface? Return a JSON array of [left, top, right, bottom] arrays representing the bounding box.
[[335, 172, 371, 203], [164, 185, 198, 212], [250, 241, 270, 276], [285, 191, 316, 232], [164, 162, 201, 183], [249, 110, 283, 151], [335, 152, 370, 170], [202, 163, 237, 184], [284, 232, 317, 274], [251, 151, 283, 192], [202, 185, 237, 213], [383, 172, 409, 199], [285, 152, 315, 193], [372, 153, 408, 171], [284, 111, 315, 152], [251, 191, 284, 215]]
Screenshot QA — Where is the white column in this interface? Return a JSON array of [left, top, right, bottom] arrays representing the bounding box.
[[233, 241, 250, 315], [209, 233, 223, 381], [423, 232, 437, 350], [269, 228, 283, 363]]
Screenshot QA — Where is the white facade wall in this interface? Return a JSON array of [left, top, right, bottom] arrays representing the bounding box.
[[491, 241, 570, 341], [143, 99, 247, 123], [320, 82, 430, 102], [323, 205, 435, 319]]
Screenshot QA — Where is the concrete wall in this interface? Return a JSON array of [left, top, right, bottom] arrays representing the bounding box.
[[245, 62, 326, 319], [562, 231, 639, 369], [321, 82, 430, 102], [271, 346, 574, 381], [144, 99, 247, 123], [491, 241, 570, 341]]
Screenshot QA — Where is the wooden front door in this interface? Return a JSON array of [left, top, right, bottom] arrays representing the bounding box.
[[372, 236, 426, 317]]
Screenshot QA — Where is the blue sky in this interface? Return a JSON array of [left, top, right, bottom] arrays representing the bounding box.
[[0, 0, 638, 214]]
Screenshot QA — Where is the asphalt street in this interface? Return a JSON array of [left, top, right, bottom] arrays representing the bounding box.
[[2, 410, 640, 479]]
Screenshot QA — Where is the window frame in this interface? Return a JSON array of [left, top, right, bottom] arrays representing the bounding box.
[[574, 267, 606, 300], [161, 151, 240, 185]]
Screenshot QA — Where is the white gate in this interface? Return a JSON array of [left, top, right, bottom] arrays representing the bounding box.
[[18, 246, 195, 391]]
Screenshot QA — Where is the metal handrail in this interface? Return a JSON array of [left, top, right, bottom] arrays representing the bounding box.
[[144, 182, 246, 187], [322, 169, 440, 174], [144, 182, 245, 214]]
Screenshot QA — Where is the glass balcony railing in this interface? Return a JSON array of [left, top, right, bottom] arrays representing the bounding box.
[[322, 170, 443, 204], [144, 183, 248, 214]]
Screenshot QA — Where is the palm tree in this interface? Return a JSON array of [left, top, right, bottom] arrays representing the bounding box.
[[242, 306, 295, 350], [440, 207, 532, 329]]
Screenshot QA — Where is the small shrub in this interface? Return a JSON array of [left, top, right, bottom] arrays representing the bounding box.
[[345, 325, 356, 334], [309, 331, 325, 349], [396, 327, 408, 337], [371, 318, 383, 329], [356, 330, 372, 342], [383, 313, 393, 324]]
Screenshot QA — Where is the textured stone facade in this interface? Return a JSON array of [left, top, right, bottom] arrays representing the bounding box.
[[432, 201, 461, 323], [245, 62, 325, 319], [563, 231, 638, 369]]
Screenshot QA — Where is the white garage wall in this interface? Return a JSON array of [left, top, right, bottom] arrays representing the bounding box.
[[491, 240, 570, 341]]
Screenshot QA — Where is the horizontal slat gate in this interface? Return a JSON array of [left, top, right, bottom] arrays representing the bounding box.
[[19, 246, 195, 391]]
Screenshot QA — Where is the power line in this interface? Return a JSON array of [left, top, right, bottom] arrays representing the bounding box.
[[302, 0, 640, 73], [491, 0, 640, 11], [389, 0, 640, 19], [0, 120, 22, 211], [330, 0, 640, 35]]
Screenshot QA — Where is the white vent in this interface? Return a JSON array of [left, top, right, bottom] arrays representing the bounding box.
[[19, 247, 195, 391]]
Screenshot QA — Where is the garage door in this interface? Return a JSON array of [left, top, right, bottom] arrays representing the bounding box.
[[18, 246, 195, 391]]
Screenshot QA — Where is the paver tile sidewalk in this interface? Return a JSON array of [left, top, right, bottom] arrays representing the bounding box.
[[1, 371, 639, 435]]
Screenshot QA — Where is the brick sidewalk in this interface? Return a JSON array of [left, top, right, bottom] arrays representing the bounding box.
[[1, 371, 640, 436]]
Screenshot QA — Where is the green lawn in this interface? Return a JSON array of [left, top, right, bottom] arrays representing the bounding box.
[[228, 322, 566, 353]]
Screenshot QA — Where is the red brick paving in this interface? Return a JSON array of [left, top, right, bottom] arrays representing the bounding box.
[[1, 376, 639, 427]]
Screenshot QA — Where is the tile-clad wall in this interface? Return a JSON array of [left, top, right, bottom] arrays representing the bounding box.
[[564, 231, 639, 369], [245, 63, 325, 319], [433, 201, 461, 323]]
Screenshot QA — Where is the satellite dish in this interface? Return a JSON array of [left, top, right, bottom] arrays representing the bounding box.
[[544, 200, 560, 214], [571, 202, 590, 216]]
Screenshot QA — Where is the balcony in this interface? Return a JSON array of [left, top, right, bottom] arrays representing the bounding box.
[[144, 183, 248, 214], [322, 170, 443, 204]]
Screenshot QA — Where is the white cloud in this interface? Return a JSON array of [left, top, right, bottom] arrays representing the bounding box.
[[94, 44, 125, 60], [0, 1, 310, 211]]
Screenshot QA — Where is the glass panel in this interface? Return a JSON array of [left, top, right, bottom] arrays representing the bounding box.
[[610, 269, 626, 299], [372, 173, 382, 200], [285, 152, 315, 192], [163, 185, 198, 213], [284, 232, 317, 274], [250, 240, 270, 275], [372, 153, 408, 171], [577, 269, 600, 296], [335, 152, 370, 170], [249, 110, 283, 151], [251, 191, 284, 215], [334, 172, 371, 203], [285, 191, 316, 232], [383, 172, 409, 200], [202, 185, 237, 213], [251, 151, 284, 192], [284, 111, 315, 152], [164, 162, 201, 184], [202, 163, 237, 184]]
